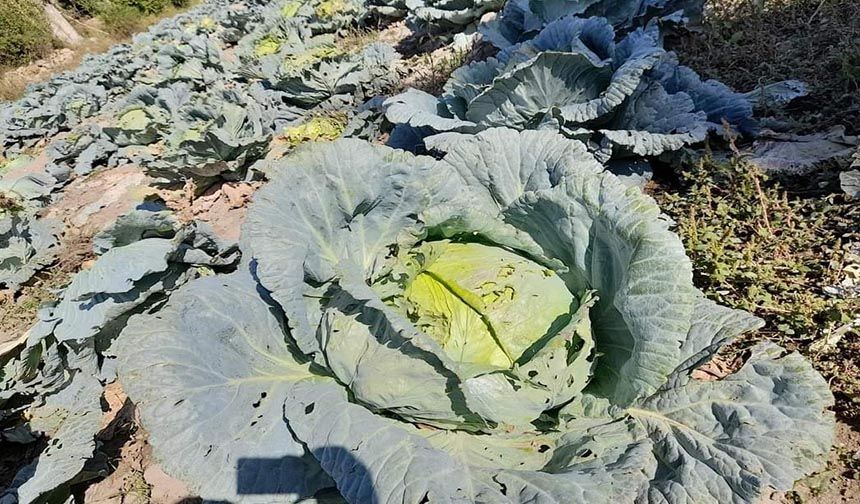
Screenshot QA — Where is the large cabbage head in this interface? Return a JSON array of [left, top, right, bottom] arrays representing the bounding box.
[[386, 16, 753, 159], [480, 0, 706, 49], [103, 84, 193, 147], [116, 128, 833, 504], [141, 88, 273, 183]]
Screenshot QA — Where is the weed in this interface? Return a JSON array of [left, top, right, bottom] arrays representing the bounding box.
[[400, 47, 468, 95], [0, 192, 23, 217], [653, 154, 860, 421], [837, 41, 860, 90], [671, 0, 860, 133], [0, 0, 55, 66], [93, 2, 147, 37], [72, 0, 195, 37], [337, 27, 383, 54]]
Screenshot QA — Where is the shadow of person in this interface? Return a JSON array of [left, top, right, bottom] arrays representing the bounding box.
[[235, 447, 373, 504]]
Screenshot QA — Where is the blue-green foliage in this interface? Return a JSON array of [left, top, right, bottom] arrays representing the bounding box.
[[386, 16, 753, 160]]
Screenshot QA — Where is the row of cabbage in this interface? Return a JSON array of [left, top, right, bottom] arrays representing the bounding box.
[[0, 1, 835, 504], [0, 0, 402, 291]]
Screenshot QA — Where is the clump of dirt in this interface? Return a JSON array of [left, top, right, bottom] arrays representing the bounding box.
[[0, 191, 23, 214], [157, 180, 259, 243], [44, 164, 154, 236], [671, 0, 860, 133], [77, 383, 197, 504]]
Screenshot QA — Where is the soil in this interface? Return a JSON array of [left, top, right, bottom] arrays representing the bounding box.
[[670, 0, 860, 134], [81, 383, 196, 504]]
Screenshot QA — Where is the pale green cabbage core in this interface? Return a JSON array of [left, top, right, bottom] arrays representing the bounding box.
[[117, 109, 149, 130], [400, 241, 575, 369]]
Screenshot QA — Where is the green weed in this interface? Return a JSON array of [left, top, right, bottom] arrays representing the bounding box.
[[0, 0, 54, 66], [654, 155, 860, 420]]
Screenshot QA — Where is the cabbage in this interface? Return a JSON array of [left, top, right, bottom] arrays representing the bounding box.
[[140, 89, 273, 184], [0, 215, 62, 290], [481, 0, 706, 49], [386, 17, 753, 159], [405, 0, 505, 29], [92, 129, 834, 504], [103, 83, 194, 146]]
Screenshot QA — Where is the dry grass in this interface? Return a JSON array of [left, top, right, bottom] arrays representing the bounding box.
[[671, 0, 860, 133], [336, 27, 384, 53], [665, 5, 860, 498], [0, 31, 115, 102], [0, 74, 32, 103], [0, 228, 96, 345]]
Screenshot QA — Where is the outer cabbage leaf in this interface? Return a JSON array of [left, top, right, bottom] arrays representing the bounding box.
[[630, 343, 834, 503], [0, 215, 62, 291], [241, 139, 448, 358], [284, 380, 476, 503], [116, 271, 338, 503], [241, 139, 472, 427], [0, 375, 103, 504], [405, 0, 505, 29]]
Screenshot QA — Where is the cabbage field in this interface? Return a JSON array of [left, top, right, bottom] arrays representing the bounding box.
[[0, 0, 857, 503]]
